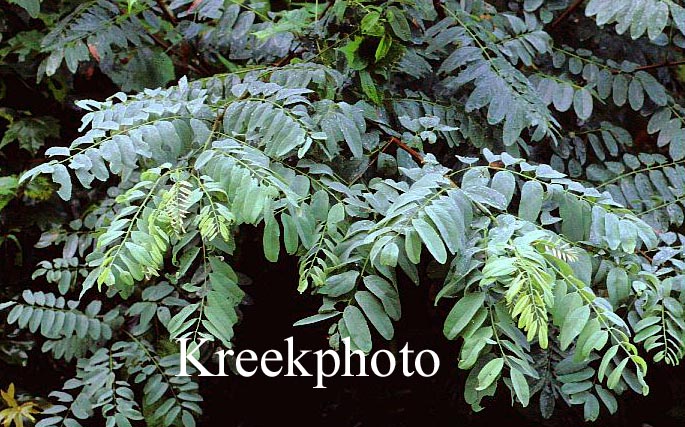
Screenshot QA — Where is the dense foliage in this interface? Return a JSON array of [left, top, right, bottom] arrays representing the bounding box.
[[1, 0, 685, 425]]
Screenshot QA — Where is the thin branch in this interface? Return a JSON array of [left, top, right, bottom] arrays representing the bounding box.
[[272, 43, 301, 68], [550, 0, 585, 29], [155, 0, 177, 25], [632, 60, 685, 72], [556, 44, 685, 75], [347, 137, 425, 185], [390, 137, 424, 164], [148, 33, 203, 74], [348, 140, 393, 185], [149, 32, 171, 51], [610, 59, 685, 74], [639, 250, 654, 263]]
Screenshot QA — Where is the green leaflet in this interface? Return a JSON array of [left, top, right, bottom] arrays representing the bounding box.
[[491, 171, 516, 205], [343, 305, 372, 353], [481, 257, 517, 283], [510, 368, 530, 407], [360, 11, 382, 36], [598, 345, 619, 381], [560, 304, 591, 350], [281, 213, 299, 255], [412, 216, 447, 264], [559, 195, 591, 242], [263, 211, 281, 262], [606, 267, 630, 307], [320, 271, 359, 297], [595, 385, 618, 414], [355, 291, 394, 340], [476, 357, 504, 391], [459, 327, 491, 369], [573, 88, 593, 121], [52, 163, 72, 200], [443, 292, 486, 340], [404, 228, 422, 264], [386, 6, 411, 41], [584, 394, 600, 421], [337, 113, 363, 158], [518, 181, 543, 222], [293, 312, 341, 326], [363, 275, 401, 321], [360, 70, 382, 105], [607, 357, 629, 390], [628, 77, 644, 111], [167, 304, 199, 339]]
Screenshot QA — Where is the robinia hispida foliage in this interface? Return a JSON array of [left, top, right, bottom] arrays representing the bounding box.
[[2, 0, 685, 425]]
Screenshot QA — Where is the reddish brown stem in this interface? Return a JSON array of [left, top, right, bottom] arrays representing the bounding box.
[[610, 59, 685, 74], [273, 51, 298, 68], [348, 140, 393, 184], [155, 0, 178, 25], [550, 0, 585, 29], [390, 137, 424, 164], [149, 33, 171, 50], [633, 60, 685, 72], [639, 250, 654, 263]]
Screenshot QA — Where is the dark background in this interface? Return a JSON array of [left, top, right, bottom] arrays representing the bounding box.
[[193, 236, 685, 427]]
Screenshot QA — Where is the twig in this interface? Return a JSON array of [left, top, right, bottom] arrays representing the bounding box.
[[550, 0, 585, 29], [347, 137, 424, 185], [639, 250, 653, 263], [272, 44, 300, 68], [632, 60, 685, 72], [155, 0, 177, 25], [390, 137, 424, 164], [348, 140, 393, 185], [148, 33, 203, 74], [610, 59, 685, 74], [149, 33, 171, 51]]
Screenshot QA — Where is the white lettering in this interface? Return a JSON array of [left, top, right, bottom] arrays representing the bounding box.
[[370, 349, 395, 377], [342, 337, 368, 376], [314, 349, 340, 388], [414, 350, 440, 377], [261, 349, 283, 377], [236, 350, 259, 377], [178, 338, 214, 376]]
